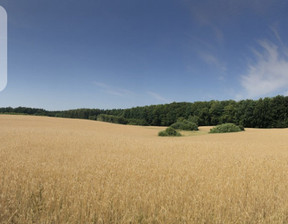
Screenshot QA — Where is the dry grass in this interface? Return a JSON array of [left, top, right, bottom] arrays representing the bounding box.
[[1, 115, 288, 223]]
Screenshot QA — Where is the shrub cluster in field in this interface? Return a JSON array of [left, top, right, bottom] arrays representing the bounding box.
[[209, 123, 245, 133], [158, 117, 199, 137], [170, 120, 198, 131], [158, 127, 181, 137]]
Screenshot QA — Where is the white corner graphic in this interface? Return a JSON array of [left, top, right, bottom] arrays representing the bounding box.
[[0, 6, 7, 92]]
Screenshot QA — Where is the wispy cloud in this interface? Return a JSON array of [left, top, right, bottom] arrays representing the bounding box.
[[270, 25, 283, 46], [199, 51, 227, 73], [198, 51, 227, 81], [193, 10, 224, 43], [270, 24, 288, 57], [147, 91, 170, 103], [240, 40, 288, 98], [187, 0, 275, 23], [94, 82, 133, 97], [186, 0, 276, 43]]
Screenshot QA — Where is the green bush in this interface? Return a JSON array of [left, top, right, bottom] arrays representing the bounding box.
[[158, 127, 181, 137], [238, 124, 245, 131], [209, 123, 243, 133], [158, 130, 169, 136], [170, 120, 198, 131]]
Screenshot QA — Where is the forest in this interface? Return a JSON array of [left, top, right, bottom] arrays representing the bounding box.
[[1, 95, 288, 128]]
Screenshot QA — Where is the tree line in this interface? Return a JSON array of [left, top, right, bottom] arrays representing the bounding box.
[[1, 95, 288, 128]]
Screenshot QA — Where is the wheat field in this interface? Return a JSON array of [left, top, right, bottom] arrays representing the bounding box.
[[1, 115, 288, 223]]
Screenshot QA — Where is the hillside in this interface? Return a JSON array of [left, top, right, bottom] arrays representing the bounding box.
[[1, 115, 288, 223]]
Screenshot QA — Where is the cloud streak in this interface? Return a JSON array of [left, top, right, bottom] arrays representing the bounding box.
[[187, 0, 276, 24], [147, 91, 170, 103], [199, 51, 227, 73], [94, 82, 133, 97], [240, 40, 288, 98], [186, 0, 278, 44]]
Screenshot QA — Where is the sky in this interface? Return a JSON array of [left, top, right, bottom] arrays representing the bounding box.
[[0, 0, 288, 110]]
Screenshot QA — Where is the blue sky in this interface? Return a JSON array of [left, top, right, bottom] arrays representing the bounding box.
[[0, 0, 288, 110]]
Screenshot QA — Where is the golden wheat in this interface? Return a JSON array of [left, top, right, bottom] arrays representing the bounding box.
[[1, 115, 288, 223]]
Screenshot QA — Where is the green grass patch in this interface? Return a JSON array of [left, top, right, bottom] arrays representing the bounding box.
[[179, 130, 209, 137]]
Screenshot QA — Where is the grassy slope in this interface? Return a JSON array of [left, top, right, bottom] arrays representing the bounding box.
[[1, 115, 288, 223]]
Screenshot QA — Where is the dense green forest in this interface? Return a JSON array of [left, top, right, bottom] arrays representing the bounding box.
[[1, 95, 288, 128]]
